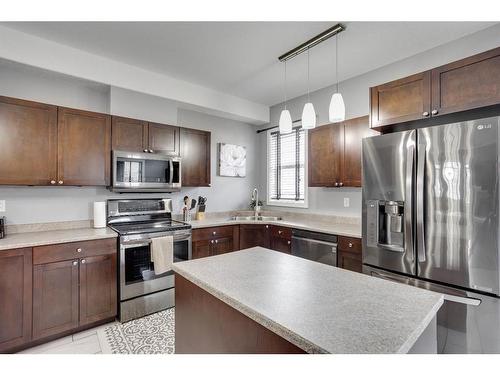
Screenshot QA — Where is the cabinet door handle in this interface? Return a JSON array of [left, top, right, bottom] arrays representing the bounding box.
[[287, 241, 291, 245], [215, 239, 218, 244], [334, 182, 339, 187], [422, 111, 429, 117], [212, 231, 216, 235], [143, 149, 148, 153], [339, 182, 344, 187], [50, 180, 56, 185], [431, 109, 438, 115], [210, 240, 214, 244], [58, 180, 64, 185], [348, 242, 353, 248], [266, 225, 269, 229], [278, 230, 282, 234], [76, 248, 82, 253], [149, 149, 154, 153], [81, 259, 86, 264], [72, 261, 78, 266]]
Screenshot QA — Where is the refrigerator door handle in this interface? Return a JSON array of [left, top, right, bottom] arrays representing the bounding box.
[[416, 141, 426, 263], [404, 141, 415, 261]]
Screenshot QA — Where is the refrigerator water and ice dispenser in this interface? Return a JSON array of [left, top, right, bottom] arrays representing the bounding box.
[[366, 200, 405, 251]]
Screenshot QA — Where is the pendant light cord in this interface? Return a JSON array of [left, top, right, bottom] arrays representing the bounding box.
[[336, 33, 339, 94], [307, 47, 311, 102], [284, 60, 287, 110]]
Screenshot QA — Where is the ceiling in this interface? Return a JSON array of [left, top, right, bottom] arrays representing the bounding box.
[[2, 22, 497, 106]]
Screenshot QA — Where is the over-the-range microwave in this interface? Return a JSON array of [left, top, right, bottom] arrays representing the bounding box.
[[110, 150, 181, 193]]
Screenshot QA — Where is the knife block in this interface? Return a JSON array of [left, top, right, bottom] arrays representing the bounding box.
[[195, 212, 205, 221]]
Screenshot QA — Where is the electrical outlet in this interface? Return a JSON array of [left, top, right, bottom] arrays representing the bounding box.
[[343, 198, 350, 208], [0, 200, 5, 212]]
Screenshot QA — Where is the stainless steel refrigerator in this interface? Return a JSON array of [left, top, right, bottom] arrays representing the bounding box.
[[362, 116, 500, 353]]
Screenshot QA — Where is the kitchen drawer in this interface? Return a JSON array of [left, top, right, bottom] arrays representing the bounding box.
[[192, 225, 236, 242], [33, 238, 116, 265], [270, 225, 292, 240], [338, 236, 362, 254]]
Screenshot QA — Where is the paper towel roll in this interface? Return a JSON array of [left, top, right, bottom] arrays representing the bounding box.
[[93, 201, 106, 228]]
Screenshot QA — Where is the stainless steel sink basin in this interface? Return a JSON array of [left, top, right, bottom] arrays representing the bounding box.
[[231, 216, 282, 222]]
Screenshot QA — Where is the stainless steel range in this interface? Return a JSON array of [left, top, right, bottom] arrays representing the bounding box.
[[107, 198, 191, 322]]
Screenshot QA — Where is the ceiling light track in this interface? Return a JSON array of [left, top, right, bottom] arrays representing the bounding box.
[[278, 23, 345, 62]]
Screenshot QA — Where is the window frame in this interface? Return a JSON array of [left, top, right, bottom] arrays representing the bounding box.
[[266, 127, 308, 209]]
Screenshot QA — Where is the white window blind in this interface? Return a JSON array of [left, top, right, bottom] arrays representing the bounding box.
[[268, 128, 305, 203]]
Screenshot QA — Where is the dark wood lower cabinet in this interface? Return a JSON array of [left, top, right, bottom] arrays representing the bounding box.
[[337, 236, 362, 273], [0, 248, 32, 352], [269, 225, 292, 254], [175, 274, 305, 354], [33, 259, 80, 340], [79, 254, 117, 326], [192, 239, 212, 259], [191, 225, 239, 259], [239, 224, 271, 250]]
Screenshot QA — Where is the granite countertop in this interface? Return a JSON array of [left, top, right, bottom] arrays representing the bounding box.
[[0, 227, 117, 251], [189, 217, 361, 238], [173, 248, 444, 354]]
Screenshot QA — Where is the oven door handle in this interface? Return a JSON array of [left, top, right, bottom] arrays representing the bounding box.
[[122, 240, 152, 249]]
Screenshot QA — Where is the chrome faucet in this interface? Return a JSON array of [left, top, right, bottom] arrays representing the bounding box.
[[251, 188, 259, 218]]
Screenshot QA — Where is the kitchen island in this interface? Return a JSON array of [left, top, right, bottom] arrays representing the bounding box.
[[172, 247, 444, 354]]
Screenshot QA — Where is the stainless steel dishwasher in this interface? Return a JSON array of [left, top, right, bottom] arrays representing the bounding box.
[[291, 229, 337, 266]]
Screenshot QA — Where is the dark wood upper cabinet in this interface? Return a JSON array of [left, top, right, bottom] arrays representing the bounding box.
[[180, 127, 211, 187], [431, 47, 500, 116], [148, 122, 180, 155], [308, 123, 343, 187], [0, 96, 57, 186], [79, 253, 117, 326], [342, 116, 379, 187], [0, 248, 32, 353], [33, 259, 80, 340], [58, 107, 111, 186], [370, 71, 431, 128], [308, 116, 377, 188], [370, 47, 500, 129], [111, 116, 148, 152]]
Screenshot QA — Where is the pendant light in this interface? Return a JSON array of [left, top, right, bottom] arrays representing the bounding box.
[[278, 60, 292, 134], [301, 48, 316, 129], [329, 32, 345, 123]]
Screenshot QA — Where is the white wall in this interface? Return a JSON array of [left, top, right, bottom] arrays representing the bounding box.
[[259, 23, 500, 218], [0, 62, 258, 225]]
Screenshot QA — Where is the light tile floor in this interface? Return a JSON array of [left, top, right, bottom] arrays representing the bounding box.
[[19, 322, 117, 354]]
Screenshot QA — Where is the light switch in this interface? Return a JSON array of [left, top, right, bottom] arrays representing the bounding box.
[[0, 200, 5, 212], [343, 198, 350, 208]]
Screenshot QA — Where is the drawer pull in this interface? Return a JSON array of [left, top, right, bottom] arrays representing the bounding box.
[[348, 243, 353, 248], [210, 240, 214, 244], [215, 239, 218, 244], [76, 248, 82, 253], [81, 259, 86, 264], [287, 241, 291, 245], [212, 231, 217, 235], [278, 230, 283, 235], [72, 261, 78, 266]]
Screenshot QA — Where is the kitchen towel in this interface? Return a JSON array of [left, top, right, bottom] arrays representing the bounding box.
[[93, 201, 106, 228], [151, 236, 174, 275]]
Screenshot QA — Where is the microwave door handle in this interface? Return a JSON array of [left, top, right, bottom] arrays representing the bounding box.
[[416, 140, 426, 263]]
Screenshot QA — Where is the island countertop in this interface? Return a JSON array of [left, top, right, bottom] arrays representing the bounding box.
[[173, 248, 444, 354]]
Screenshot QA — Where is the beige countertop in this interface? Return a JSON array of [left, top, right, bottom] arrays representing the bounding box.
[[0, 227, 117, 251], [189, 217, 361, 238], [173, 248, 443, 354]]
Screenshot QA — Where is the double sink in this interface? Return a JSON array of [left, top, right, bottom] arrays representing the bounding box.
[[231, 215, 282, 222]]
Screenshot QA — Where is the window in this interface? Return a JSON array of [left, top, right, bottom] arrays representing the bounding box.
[[267, 127, 308, 208]]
